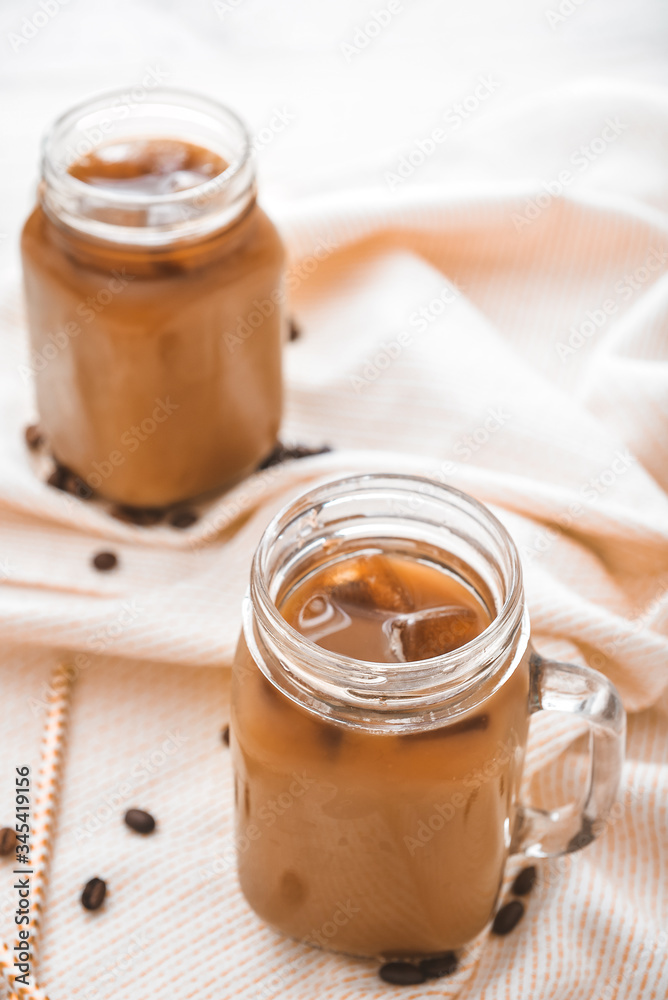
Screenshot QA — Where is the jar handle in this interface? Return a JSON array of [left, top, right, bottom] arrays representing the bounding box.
[[512, 650, 626, 858]]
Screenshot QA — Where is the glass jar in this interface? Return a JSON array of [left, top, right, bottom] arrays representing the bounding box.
[[231, 474, 625, 959], [21, 88, 285, 508]]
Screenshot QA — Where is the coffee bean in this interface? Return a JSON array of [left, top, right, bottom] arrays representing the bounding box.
[[24, 425, 43, 450], [169, 509, 198, 529], [511, 865, 537, 896], [288, 318, 301, 342], [221, 725, 230, 747], [418, 952, 459, 978], [47, 465, 69, 491], [379, 962, 426, 986], [258, 442, 332, 470], [65, 473, 94, 500], [124, 809, 156, 835], [111, 505, 165, 526], [47, 462, 94, 499], [81, 877, 106, 911], [0, 827, 17, 856], [491, 900, 525, 936], [92, 551, 118, 572]]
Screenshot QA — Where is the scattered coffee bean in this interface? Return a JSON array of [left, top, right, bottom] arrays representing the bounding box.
[[46, 462, 94, 499], [24, 424, 43, 450], [511, 865, 537, 896], [64, 472, 93, 499], [379, 962, 426, 986], [258, 442, 332, 470], [491, 900, 525, 936], [68, 474, 93, 500], [111, 505, 165, 526], [92, 551, 118, 572], [47, 464, 70, 491], [124, 808, 156, 835], [221, 725, 230, 747], [418, 952, 459, 978], [288, 318, 301, 342], [81, 877, 106, 911], [169, 509, 198, 529], [0, 827, 17, 856]]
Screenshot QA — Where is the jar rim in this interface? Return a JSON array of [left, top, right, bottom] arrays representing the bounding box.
[[246, 473, 529, 728], [39, 86, 256, 245]]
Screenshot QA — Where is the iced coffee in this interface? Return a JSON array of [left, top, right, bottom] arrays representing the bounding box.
[[232, 544, 530, 958], [232, 474, 626, 959], [21, 91, 285, 507]]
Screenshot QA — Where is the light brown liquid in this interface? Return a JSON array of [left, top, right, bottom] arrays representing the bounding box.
[[69, 138, 228, 194], [232, 550, 530, 958], [281, 552, 491, 662], [21, 138, 285, 507]]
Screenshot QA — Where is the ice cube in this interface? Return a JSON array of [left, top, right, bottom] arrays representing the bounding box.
[[297, 593, 351, 642], [386, 605, 481, 662], [319, 554, 413, 614]]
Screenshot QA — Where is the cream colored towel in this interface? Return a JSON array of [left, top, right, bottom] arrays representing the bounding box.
[[1, 103, 668, 1000]]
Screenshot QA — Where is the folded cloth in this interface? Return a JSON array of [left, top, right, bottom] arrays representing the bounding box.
[[1, 156, 667, 997], [1, 186, 667, 709]]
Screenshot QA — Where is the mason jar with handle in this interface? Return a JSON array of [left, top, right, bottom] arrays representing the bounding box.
[[231, 474, 625, 958]]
